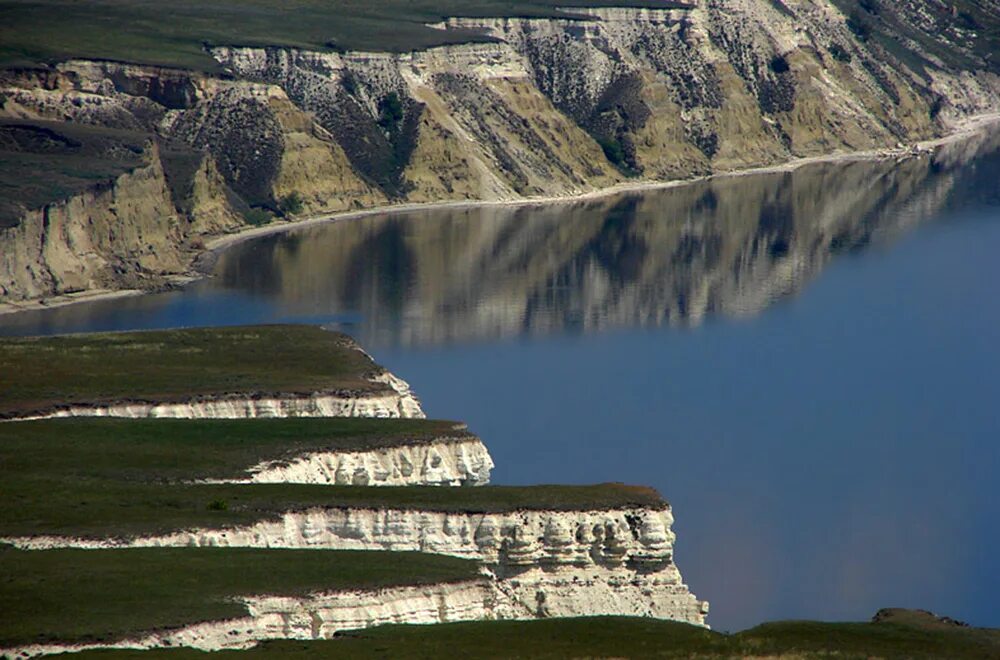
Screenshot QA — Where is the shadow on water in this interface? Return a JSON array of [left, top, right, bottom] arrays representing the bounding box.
[[2, 128, 1000, 633]]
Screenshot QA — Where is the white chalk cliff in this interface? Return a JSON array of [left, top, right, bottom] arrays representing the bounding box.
[[1, 506, 708, 626], [13, 370, 425, 421], [0, 330, 710, 654], [227, 436, 494, 486]]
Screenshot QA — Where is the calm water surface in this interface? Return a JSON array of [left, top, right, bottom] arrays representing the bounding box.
[[4, 131, 1000, 631]]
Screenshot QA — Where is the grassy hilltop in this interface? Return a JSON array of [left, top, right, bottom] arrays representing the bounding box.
[[0, 0, 692, 69], [2, 0, 995, 74], [29, 613, 1000, 659], [0, 325, 386, 418], [0, 546, 481, 648], [2, 324, 997, 658], [0, 417, 663, 540], [1, 426, 666, 538]]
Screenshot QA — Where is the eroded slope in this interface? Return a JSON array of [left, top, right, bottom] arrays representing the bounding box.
[[2, 1, 999, 303]]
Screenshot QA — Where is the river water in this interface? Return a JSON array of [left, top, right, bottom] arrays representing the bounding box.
[[3, 130, 999, 631]]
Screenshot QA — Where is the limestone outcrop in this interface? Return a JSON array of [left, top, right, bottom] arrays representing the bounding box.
[[0, 322, 710, 654], [12, 369, 424, 421], [229, 436, 494, 486], [14, 391, 423, 421], [2, 1, 999, 303], [1, 506, 708, 625]]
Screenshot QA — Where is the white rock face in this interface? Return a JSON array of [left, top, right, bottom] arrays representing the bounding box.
[[14, 392, 418, 420], [1, 580, 521, 658], [13, 370, 425, 421], [244, 579, 525, 636], [366, 366, 425, 418], [229, 436, 494, 486], [2, 507, 708, 626]]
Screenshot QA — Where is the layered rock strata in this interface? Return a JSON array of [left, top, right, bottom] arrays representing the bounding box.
[[229, 436, 494, 486], [14, 392, 420, 421], [3, 2, 1000, 303], [0, 139, 198, 302], [11, 372, 424, 421], [1, 506, 708, 625]]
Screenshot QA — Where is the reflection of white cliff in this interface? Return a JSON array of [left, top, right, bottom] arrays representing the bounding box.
[[216, 134, 1000, 346]]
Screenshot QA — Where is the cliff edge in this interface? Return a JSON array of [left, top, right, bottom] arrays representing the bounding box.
[[2, 0, 999, 304]]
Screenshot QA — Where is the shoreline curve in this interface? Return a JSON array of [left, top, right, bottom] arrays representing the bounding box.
[[2, 112, 999, 319]]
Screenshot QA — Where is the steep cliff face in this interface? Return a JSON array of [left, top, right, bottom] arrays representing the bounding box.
[[14, 368, 425, 420], [16, 391, 425, 421], [208, 127, 1000, 345], [211, 44, 621, 201], [230, 436, 494, 486], [0, 139, 191, 301], [439, 2, 967, 174], [3, 505, 708, 625], [2, 1, 998, 303]]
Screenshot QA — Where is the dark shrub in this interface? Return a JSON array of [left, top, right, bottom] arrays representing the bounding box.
[[341, 71, 358, 95], [279, 191, 304, 216], [859, 0, 880, 15], [378, 92, 404, 130], [847, 12, 871, 41], [597, 136, 625, 165], [828, 43, 853, 63], [243, 208, 272, 226]]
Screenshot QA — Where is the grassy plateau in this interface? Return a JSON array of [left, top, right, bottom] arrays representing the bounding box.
[[0, 417, 474, 481], [0, 325, 386, 418], [0, 473, 666, 540], [0, 546, 480, 648], [24, 613, 1000, 659], [0, 0, 693, 70]]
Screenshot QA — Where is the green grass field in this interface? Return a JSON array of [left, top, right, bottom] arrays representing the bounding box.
[[48, 614, 1000, 659], [0, 546, 481, 648], [0, 473, 665, 539], [0, 325, 386, 418], [0, 417, 472, 480], [0, 0, 692, 70], [0, 415, 665, 539]]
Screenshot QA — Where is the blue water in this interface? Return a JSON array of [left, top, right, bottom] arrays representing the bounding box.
[[3, 133, 999, 631], [376, 213, 1000, 631]]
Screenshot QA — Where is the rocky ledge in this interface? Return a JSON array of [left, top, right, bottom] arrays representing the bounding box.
[[0, 325, 707, 656], [2, 504, 708, 626]]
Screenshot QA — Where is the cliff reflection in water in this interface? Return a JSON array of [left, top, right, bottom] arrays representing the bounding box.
[[215, 129, 1000, 348]]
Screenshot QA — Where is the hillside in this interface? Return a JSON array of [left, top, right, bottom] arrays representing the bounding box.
[[1, 0, 999, 305]]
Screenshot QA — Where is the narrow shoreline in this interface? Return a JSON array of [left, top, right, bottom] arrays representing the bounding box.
[[3, 112, 999, 319]]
